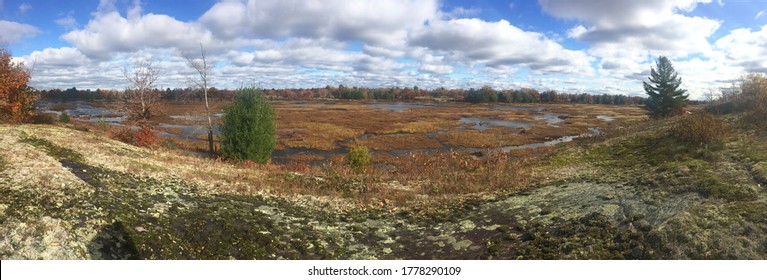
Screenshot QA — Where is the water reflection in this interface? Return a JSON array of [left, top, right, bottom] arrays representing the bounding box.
[[597, 115, 615, 122], [459, 117, 532, 130], [365, 102, 434, 112], [534, 113, 566, 124]]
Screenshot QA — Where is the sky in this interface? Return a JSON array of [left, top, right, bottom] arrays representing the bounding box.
[[1, 0, 766, 99]]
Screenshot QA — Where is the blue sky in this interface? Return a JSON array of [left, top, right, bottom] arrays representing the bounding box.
[[2, 0, 766, 99]]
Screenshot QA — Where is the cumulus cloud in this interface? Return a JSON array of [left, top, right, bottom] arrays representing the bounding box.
[[542, 0, 720, 56], [539, 0, 711, 26], [199, 0, 438, 48], [28, 0, 759, 96], [26, 47, 90, 67], [0, 20, 39, 44], [715, 25, 767, 72], [540, 0, 720, 87], [23, 50, 123, 89], [61, 10, 213, 59], [410, 18, 593, 75]]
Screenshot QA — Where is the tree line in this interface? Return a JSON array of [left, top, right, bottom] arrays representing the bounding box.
[[40, 85, 646, 105]]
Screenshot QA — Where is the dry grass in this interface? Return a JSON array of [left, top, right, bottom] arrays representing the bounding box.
[[282, 122, 363, 150], [435, 128, 528, 148], [355, 134, 443, 150], [284, 153, 326, 162], [7, 125, 271, 197], [673, 113, 726, 146], [380, 119, 459, 134]]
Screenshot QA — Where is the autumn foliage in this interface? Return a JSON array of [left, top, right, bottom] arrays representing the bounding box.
[[0, 48, 38, 122], [108, 124, 159, 147]]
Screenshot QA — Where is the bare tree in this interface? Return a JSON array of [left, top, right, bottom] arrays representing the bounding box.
[[123, 60, 160, 122], [183, 43, 215, 156]]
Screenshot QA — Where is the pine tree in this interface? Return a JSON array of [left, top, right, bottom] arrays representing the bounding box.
[[643, 56, 688, 117], [220, 88, 276, 163]]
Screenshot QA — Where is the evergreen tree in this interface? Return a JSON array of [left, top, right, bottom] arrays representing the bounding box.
[[643, 56, 688, 117], [220, 88, 276, 163]]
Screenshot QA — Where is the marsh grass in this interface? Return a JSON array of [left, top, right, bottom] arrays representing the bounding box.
[[434, 129, 528, 148], [282, 122, 363, 150], [356, 134, 442, 150], [380, 120, 458, 134]]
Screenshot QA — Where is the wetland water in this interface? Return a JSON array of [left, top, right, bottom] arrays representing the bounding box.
[[37, 99, 607, 164]]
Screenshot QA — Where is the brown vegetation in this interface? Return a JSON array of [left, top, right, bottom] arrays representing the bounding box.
[[673, 113, 726, 146], [0, 48, 37, 123]]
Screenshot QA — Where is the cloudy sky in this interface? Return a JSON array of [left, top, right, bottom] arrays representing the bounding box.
[[2, 0, 766, 99]]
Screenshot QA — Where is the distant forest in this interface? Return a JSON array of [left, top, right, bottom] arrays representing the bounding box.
[[39, 85, 649, 105]]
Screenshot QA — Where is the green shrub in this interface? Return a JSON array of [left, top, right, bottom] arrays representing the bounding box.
[[59, 111, 70, 123], [673, 113, 726, 146], [347, 145, 371, 173], [220, 87, 275, 163]]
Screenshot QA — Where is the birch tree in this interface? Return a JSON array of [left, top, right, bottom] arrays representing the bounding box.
[[183, 43, 216, 156], [123, 60, 160, 122]]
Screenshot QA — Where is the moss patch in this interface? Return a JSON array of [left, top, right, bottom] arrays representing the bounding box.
[[18, 133, 86, 163], [753, 162, 767, 184], [513, 213, 661, 260], [0, 155, 7, 173]]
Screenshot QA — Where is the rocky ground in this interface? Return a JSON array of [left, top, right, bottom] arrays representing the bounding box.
[[1, 113, 765, 259]]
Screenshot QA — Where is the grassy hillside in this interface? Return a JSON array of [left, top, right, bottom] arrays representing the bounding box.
[[0, 109, 765, 259]]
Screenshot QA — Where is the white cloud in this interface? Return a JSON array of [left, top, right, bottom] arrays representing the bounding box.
[[419, 64, 453, 74], [199, 0, 438, 48], [23, 48, 122, 89], [539, 0, 712, 26], [95, 0, 116, 15], [542, 0, 720, 57], [55, 12, 78, 30], [756, 10, 765, 20], [410, 18, 593, 75], [26, 47, 90, 67], [0, 20, 39, 44], [539, 0, 724, 97], [27, 0, 761, 97], [715, 25, 767, 73], [61, 10, 214, 59], [443, 6, 481, 19], [18, 3, 31, 14]]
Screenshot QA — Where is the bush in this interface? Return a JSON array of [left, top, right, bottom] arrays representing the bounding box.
[[673, 113, 726, 146], [347, 145, 371, 173], [133, 125, 158, 147], [30, 113, 55, 124], [59, 111, 70, 123], [108, 125, 158, 147], [109, 126, 135, 144], [706, 73, 767, 124], [1, 48, 38, 123], [220, 88, 275, 163], [740, 73, 767, 124]]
